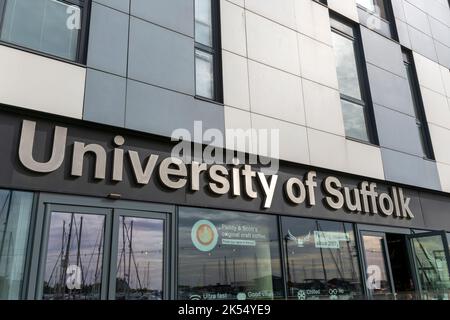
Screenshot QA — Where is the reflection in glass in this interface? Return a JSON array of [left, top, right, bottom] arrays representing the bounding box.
[[43, 212, 105, 300], [0, 190, 33, 299], [116, 217, 164, 300], [411, 235, 450, 300], [356, 0, 387, 19], [362, 235, 393, 300], [341, 100, 369, 142], [282, 218, 362, 300], [332, 32, 362, 101], [404, 52, 431, 159], [195, 0, 213, 46], [195, 49, 214, 99], [1, 0, 80, 60], [178, 207, 283, 300]]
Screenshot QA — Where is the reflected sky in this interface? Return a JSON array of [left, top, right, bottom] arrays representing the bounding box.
[[116, 217, 164, 295], [332, 31, 362, 100]]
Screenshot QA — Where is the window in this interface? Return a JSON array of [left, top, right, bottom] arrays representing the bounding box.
[[356, 0, 387, 19], [403, 49, 434, 160], [194, 0, 223, 102], [331, 17, 377, 143], [177, 207, 283, 300], [355, 0, 397, 39], [0, 0, 90, 62], [281, 217, 363, 300], [0, 190, 34, 299]]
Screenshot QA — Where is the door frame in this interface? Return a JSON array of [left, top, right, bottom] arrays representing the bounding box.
[[25, 193, 176, 300], [407, 230, 450, 299]]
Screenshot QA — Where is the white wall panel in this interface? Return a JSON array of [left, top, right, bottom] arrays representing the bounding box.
[[0, 45, 85, 119]]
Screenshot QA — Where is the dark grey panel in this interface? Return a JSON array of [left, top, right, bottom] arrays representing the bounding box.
[[366, 64, 415, 116], [87, 3, 129, 77], [93, 0, 130, 13], [360, 26, 405, 77], [83, 69, 126, 127], [128, 17, 195, 95], [381, 147, 441, 191], [419, 191, 450, 231], [130, 0, 194, 37], [374, 104, 424, 157], [125, 80, 224, 145]]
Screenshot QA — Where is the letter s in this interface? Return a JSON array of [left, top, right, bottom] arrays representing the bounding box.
[[323, 176, 344, 210]]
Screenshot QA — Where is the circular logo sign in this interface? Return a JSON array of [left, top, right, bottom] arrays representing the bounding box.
[[191, 220, 218, 252]]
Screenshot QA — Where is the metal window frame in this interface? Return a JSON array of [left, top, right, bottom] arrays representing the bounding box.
[[194, 0, 223, 103], [331, 13, 380, 145], [402, 48, 435, 160], [0, 0, 91, 64]]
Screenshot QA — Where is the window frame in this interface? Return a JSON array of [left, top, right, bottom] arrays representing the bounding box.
[[194, 0, 223, 103], [0, 0, 91, 64], [331, 15, 379, 145], [402, 48, 435, 160]]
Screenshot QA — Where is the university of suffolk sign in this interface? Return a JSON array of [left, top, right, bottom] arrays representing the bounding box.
[[15, 120, 415, 220]]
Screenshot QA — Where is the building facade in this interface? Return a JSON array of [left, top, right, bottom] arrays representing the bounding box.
[[0, 0, 449, 300]]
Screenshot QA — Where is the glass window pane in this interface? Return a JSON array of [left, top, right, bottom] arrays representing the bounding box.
[[43, 212, 105, 300], [356, 0, 387, 19], [281, 217, 363, 300], [341, 100, 370, 142], [195, 49, 214, 99], [332, 32, 363, 100], [0, 190, 33, 299], [362, 235, 393, 299], [404, 59, 431, 158], [116, 217, 164, 300], [1, 0, 80, 61], [178, 207, 283, 300], [357, 0, 376, 12], [195, 0, 213, 46]]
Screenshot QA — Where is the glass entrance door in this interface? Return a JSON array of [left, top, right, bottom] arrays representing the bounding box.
[[40, 206, 111, 300], [408, 232, 450, 300], [110, 210, 167, 300], [37, 204, 169, 300], [360, 232, 395, 300]]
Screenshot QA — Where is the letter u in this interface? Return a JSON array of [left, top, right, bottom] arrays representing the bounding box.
[[19, 120, 67, 173]]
